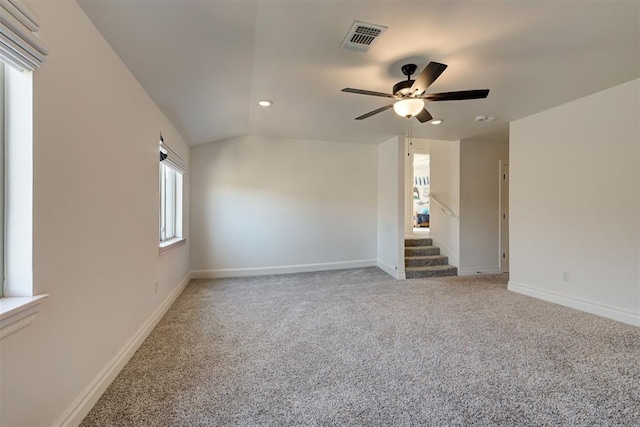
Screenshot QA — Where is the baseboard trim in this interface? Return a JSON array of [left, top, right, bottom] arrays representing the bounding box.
[[458, 267, 502, 276], [191, 259, 378, 279], [55, 272, 192, 427], [377, 260, 405, 280], [508, 281, 640, 327]]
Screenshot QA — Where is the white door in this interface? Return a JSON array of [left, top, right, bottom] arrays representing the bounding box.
[[500, 161, 509, 272]]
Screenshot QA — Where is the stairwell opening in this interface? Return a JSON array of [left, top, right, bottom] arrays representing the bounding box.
[[404, 237, 458, 278], [412, 153, 430, 234]]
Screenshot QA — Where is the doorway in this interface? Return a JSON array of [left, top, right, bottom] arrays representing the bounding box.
[[412, 154, 430, 234]]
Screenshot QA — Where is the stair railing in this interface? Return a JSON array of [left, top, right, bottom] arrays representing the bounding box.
[[429, 194, 459, 219]]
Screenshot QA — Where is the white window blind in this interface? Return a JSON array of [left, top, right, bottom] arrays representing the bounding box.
[[0, 0, 48, 72], [159, 134, 186, 174]]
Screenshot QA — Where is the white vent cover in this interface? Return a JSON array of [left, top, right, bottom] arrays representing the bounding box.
[[341, 21, 387, 52], [475, 115, 496, 123]]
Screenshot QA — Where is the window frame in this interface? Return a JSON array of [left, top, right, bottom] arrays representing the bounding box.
[[159, 160, 185, 255], [0, 62, 5, 297], [0, 62, 48, 339]]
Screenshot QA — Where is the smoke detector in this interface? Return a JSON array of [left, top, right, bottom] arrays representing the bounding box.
[[340, 21, 387, 52], [475, 115, 496, 123]]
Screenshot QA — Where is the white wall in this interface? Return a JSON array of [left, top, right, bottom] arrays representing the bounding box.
[[429, 140, 460, 267], [410, 138, 431, 153], [190, 135, 377, 276], [1, 2, 191, 426], [459, 140, 509, 275], [377, 136, 405, 278], [509, 78, 640, 326]]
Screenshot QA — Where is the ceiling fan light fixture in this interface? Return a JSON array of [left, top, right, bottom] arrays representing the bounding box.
[[342, 62, 489, 122], [393, 98, 424, 118]]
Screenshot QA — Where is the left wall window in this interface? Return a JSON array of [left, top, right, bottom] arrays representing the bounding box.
[[0, 62, 5, 297], [0, 0, 49, 337], [160, 162, 182, 242], [159, 134, 186, 254]]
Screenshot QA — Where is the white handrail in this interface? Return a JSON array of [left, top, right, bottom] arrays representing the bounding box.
[[429, 194, 458, 219]]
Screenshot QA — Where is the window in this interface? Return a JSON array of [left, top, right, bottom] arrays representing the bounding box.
[[0, 62, 4, 297], [0, 0, 48, 338], [159, 135, 185, 254], [160, 162, 182, 242]]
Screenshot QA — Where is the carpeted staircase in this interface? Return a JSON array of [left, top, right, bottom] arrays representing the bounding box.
[[405, 237, 458, 279]]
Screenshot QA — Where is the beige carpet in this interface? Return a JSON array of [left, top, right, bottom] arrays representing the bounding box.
[[82, 268, 640, 426]]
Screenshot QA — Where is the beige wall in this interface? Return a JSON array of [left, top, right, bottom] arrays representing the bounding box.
[[190, 135, 378, 276], [429, 140, 461, 267], [377, 136, 405, 278], [1, 2, 191, 425], [459, 140, 509, 275], [509, 78, 640, 325]]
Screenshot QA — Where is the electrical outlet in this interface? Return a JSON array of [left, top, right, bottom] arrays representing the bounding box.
[[154, 281, 159, 294], [562, 271, 570, 282]]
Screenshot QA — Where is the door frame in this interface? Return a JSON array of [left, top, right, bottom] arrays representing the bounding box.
[[498, 160, 509, 273]]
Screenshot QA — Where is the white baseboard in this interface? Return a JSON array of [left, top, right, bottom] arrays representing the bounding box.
[[55, 272, 192, 427], [508, 281, 640, 327], [377, 260, 405, 280], [191, 259, 377, 279], [458, 267, 502, 276]]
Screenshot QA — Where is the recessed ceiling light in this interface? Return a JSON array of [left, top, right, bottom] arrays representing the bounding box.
[[430, 119, 443, 125], [258, 100, 273, 107]]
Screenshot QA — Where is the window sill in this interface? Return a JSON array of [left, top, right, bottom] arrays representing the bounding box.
[[159, 237, 187, 256], [0, 294, 49, 340]]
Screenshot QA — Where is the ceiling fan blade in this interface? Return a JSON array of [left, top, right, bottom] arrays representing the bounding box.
[[342, 88, 396, 98], [355, 104, 394, 120], [410, 62, 448, 95], [415, 108, 433, 123], [422, 89, 490, 101]]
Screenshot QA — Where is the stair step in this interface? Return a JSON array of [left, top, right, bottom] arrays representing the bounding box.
[[404, 246, 440, 256], [406, 265, 458, 279], [405, 255, 449, 267], [404, 238, 433, 247]]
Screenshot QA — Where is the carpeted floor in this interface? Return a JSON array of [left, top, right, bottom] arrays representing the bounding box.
[[81, 268, 640, 426]]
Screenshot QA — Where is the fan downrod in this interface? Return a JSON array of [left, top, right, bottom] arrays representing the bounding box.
[[401, 64, 417, 79], [394, 64, 417, 95]]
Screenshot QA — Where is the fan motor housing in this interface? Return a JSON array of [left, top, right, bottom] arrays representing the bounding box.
[[393, 79, 414, 95]]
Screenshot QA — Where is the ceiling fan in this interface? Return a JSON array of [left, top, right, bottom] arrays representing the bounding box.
[[342, 62, 489, 122]]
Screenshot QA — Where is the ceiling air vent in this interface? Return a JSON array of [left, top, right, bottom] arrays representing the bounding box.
[[341, 21, 387, 52]]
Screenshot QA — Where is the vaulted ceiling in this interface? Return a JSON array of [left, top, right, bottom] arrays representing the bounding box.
[[78, 0, 639, 146]]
